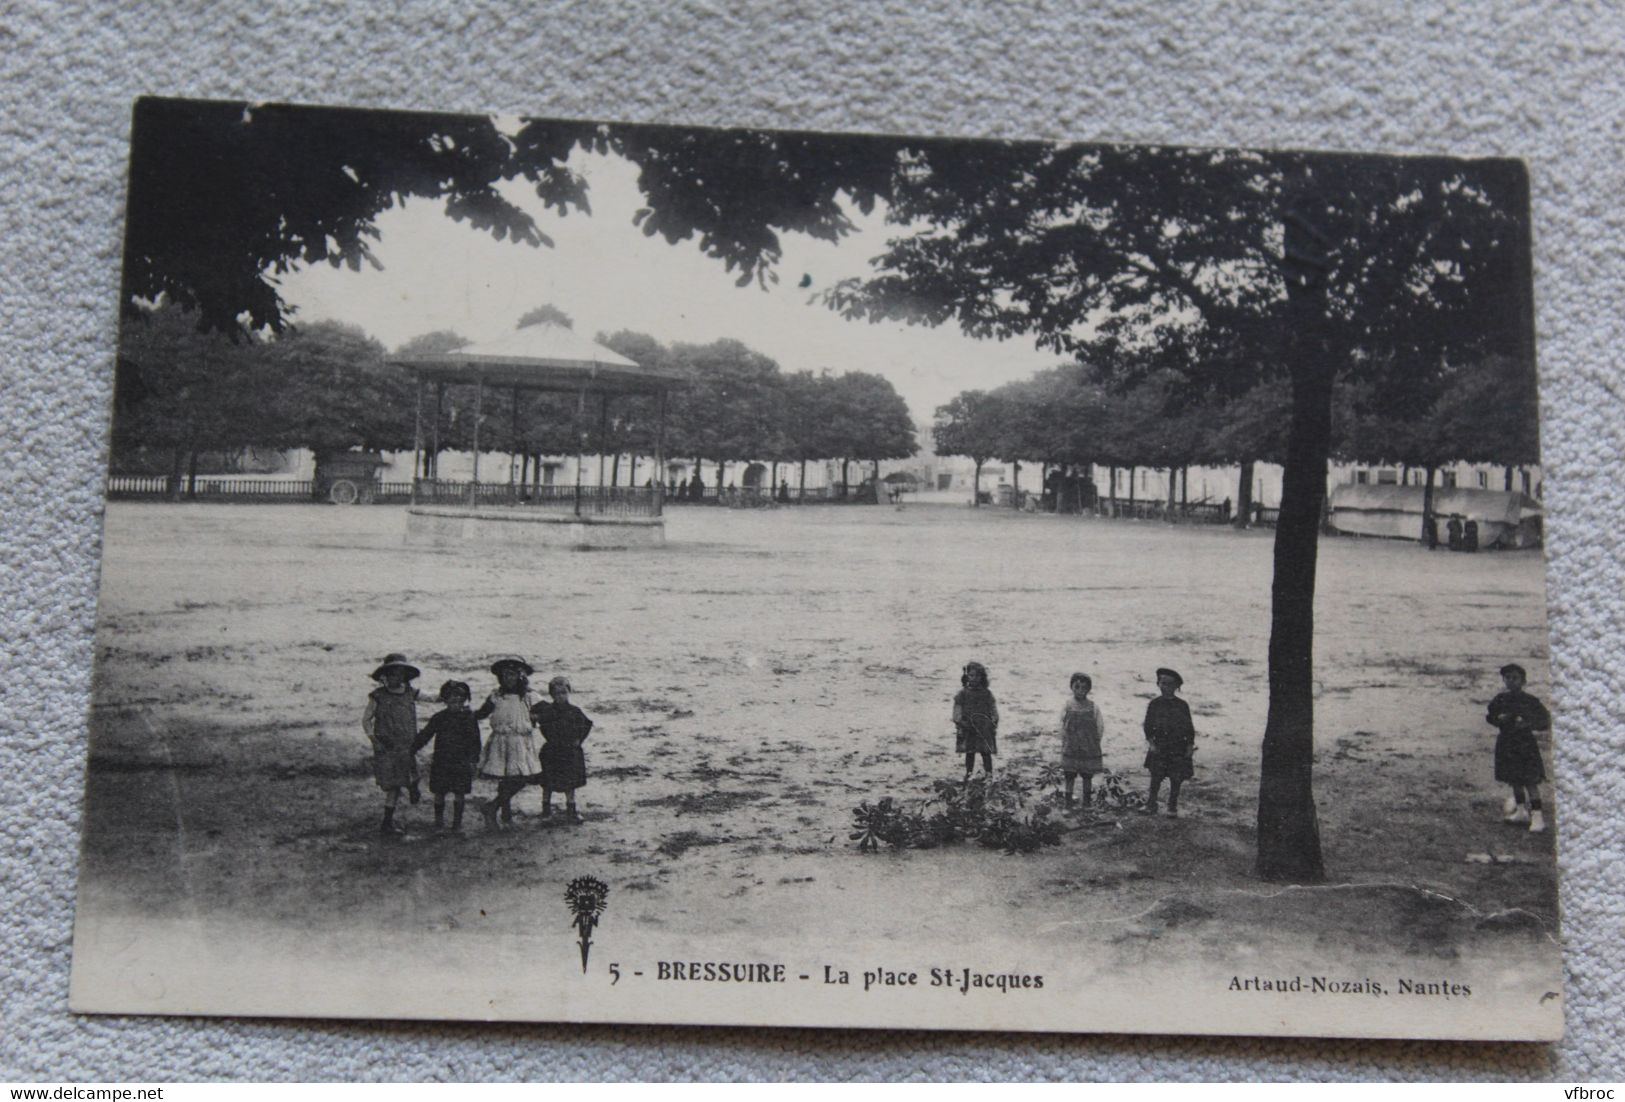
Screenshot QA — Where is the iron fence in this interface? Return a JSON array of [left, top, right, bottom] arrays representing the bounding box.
[[107, 475, 318, 502]]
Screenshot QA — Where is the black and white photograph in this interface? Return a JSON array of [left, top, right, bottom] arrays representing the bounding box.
[[69, 97, 1560, 1040]]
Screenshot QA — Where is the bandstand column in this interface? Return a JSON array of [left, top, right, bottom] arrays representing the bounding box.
[[470, 373, 484, 505], [572, 384, 587, 518], [411, 374, 424, 506], [596, 394, 611, 504], [510, 385, 521, 494], [654, 388, 668, 517], [432, 383, 444, 479]]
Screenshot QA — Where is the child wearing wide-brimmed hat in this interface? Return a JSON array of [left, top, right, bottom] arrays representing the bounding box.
[[1486, 662, 1553, 833], [1142, 667, 1196, 817], [474, 656, 543, 829], [532, 674, 595, 823], [412, 680, 483, 831], [363, 653, 436, 834]]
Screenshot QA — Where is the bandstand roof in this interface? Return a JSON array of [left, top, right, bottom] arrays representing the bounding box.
[[390, 323, 685, 394]]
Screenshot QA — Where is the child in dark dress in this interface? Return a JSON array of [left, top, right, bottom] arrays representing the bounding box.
[[953, 661, 999, 783], [1486, 662, 1552, 834], [413, 680, 483, 831], [1142, 667, 1196, 817], [532, 675, 594, 823]]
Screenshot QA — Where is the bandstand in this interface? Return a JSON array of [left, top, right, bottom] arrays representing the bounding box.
[[390, 324, 685, 550]]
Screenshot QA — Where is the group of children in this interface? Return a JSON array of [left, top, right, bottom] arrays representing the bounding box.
[[362, 650, 1551, 838], [952, 659, 1553, 828], [363, 652, 593, 835], [952, 661, 1198, 817]]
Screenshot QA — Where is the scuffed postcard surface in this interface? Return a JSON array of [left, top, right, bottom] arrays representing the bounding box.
[[71, 98, 1560, 1040]]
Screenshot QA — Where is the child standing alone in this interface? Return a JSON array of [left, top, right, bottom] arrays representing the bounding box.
[[475, 656, 542, 829], [1487, 662, 1552, 833], [363, 652, 432, 835], [1142, 667, 1196, 817], [532, 675, 594, 823], [1059, 672, 1105, 810], [412, 679, 483, 831], [953, 661, 999, 783]]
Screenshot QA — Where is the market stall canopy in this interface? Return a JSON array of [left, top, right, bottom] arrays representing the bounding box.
[[389, 322, 687, 394], [1328, 483, 1544, 548], [1330, 484, 1542, 523]]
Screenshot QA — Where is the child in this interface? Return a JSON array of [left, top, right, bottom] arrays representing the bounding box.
[[1060, 672, 1105, 811], [1142, 667, 1195, 817], [1487, 662, 1553, 833], [953, 661, 999, 782], [413, 680, 483, 831], [362, 652, 433, 835], [474, 656, 543, 829], [532, 675, 595, 823]]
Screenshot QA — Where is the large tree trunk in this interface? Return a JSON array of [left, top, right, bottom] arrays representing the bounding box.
[[1108, 466, 1117, 516], [872, 458, 880, 503], [1235, 459, 1255, 528], [799, 459, 807, 498], [1504, 465, 1514, 491], [1165, 466, 1177, 517], [972, 459, 983, 506], [1127, 467, 1136, 513], [1012, 460, 1021, 505], [1257, 193, 1335, 883], [840, 459, 850, 498], [1421, 464, 1438, 545], [186, 449, 200, 499]]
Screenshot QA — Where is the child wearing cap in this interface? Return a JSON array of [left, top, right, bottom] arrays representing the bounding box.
[[1059, 672, 1106, 811], [1142, 667, 1196, 817], [363, 653, 436, 835], [953, 661, 999, 783], [413, 680, 483, 831], [475, 656, 543, 829], [1486, 663, 1553, 833], [532, 675, 595, 823]]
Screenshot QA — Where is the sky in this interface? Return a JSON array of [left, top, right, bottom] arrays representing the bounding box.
[[277, 151, 1059, 427]]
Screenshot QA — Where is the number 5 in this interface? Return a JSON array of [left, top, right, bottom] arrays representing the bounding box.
[[609, 963, 621, 985]]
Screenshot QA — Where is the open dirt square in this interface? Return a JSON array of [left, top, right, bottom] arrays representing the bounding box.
[[72, 502, 1560, 1036]]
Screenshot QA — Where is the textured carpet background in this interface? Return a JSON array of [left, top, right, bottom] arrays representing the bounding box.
[[3, 0, 1622, 1082]]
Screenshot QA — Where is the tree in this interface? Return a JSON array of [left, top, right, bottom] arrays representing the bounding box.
[[827, 372, 918, 499], [114, 302, 272, 493], [663, 339, 785, 488], [1430, 354, 1542, 488], [517, 303, 574, 329], [596, 330, 674, 483], [782, 370, 844, 495], [1204, 380, 1292, 527], [933, 391, 1006, 505], [257, 321, 411, 455], [121, 99, 594, 336]]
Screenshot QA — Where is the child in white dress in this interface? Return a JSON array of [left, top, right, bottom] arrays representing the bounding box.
[[474, 655, 542, 829]]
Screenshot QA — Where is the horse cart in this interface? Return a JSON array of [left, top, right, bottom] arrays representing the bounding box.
[[313, 450, 389, 505]]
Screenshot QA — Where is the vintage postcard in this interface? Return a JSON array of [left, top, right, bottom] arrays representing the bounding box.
[[70, 98, 1560, 1040]]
